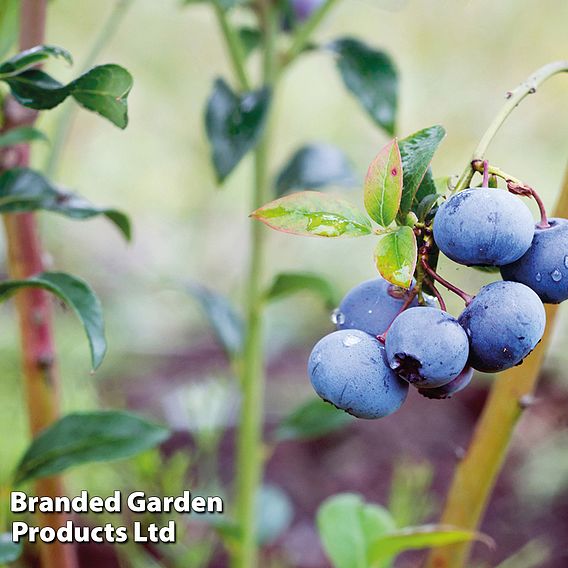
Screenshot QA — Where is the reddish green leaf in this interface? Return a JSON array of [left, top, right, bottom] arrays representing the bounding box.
[[251, 191, 371, 238], [374, 226, 417, 288], [364, 139, 402, 227]]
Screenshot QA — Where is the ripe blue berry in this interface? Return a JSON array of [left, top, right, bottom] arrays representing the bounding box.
[[291, 0, 324, 22], [417, 366, 474, 399], [501, 218, 568, 304], [385, 307, 470, 388], [308, 329, 408, 419], [458, 281, 546, 373], [336, 277, 419, 336], [433, 188, 534, 266]]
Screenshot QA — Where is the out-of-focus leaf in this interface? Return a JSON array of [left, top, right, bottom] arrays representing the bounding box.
[[0, 45, 72, 77], [251, 191, 372, 238], [187, 282, 243, 357], [0, 126, 48, 148], [0, 533, 22, 563], [3, 64, 132, 128], [275, 398, 354, 442], [256, 485, 294, 545], [0, 168, 131, 240], [494, 539, 551, 568], [399, 125, 446, 215], [0, 0, 19, 61], [0, 272, 106, 370], [364, 138, 402, 227], [374, 226, 417, 288], [205, 78, 271, 182], [265, 272, 339, 309], [317, 493, 396, 568], [14, 411, 170, 484], [369, 525, 494, 562], [329, 38, 398, 135], [238, 27, 262, 58], [473, 265, 501, 274], [276, 144, 357, 196], [182, 0, 243, 8]]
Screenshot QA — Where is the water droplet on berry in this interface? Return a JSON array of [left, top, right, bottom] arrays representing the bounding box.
[[342, 334, 362, 347], [367, 310, 373, 314], [331, 308, 345, 325], [551, 269, 563, 282], [564, 255, 568, 269], [535, 272, 542, 282]]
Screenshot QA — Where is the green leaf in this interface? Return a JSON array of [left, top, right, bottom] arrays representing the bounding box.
[[275, 398, 354, 442], [412, 168, 438, 211], [265, 272, 339, 309], [473, 264, 501, 274], [252, 191, 372, 238], [0, 126, 48, 147], [0, 533, 22, 563], [0, 168, 131, 240], [276, 144, 356, 196], [0, 45, 72, 78], [364, 139, 402, 227], [0, 272, 107, 370], [205, 78, 271, 182], [238, 27, 262, 58], [256, 485, 294, 545], [369, 525, 494, 563], [0, 0, 19, 61], [317, 493, 396, 568], [3, 64, 133, 128], [187, 282, 243, 357], [329, 38, 398, 135], [398, 125, 446, 215], [415, 192, 440, 222], [374, 226, 417, 288], [14, 411, 170, 485]]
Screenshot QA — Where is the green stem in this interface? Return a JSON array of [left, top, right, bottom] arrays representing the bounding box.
[[454, 60, 568, 192], [284, 0, 340, 65], [43, 0, 134, 178], [212, 0, 251, 91]]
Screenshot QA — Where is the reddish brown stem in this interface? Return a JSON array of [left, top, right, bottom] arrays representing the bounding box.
[[377, 287, 418, 343], [424, 277, 447, 312], [507, 180, 550, 229], [420, 257, 473, 306], [0, 2, 78, 567], [482, 160, 489, 188]]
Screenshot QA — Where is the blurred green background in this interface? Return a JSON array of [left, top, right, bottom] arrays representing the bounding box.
[[1, 0, 567, 566]]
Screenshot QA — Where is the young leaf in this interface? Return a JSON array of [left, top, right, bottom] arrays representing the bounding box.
[[187, 282, 243, 357], [317, 493, 396, 568], [0, 126, 48, 147], [251, 191, 372, 238], [364, 139, 403, 227], [205, 78, 271, 182], [276, 144, 357, 196], [369, 525, 494, 562], [13, 411, 170, 485], [2, 64, 133, 128], [329, 38, 398, 135], [374, 226, 417, 288], [0, 44, 72, 77], [0, 533, 22, 563], [412, 167, 437, 211], [265, 272, 339, 309], [399, 125, 446, 215], [238, 27, 262, 58], [415, 192, 440, 222], [275, 398, 354, 442], [0, 168, 131, 240], [0, 272, 107, 370]]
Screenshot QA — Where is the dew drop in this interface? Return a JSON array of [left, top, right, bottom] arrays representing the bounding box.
[[551, 268, 563, 282], [343, 334, 362, 347], [331, 308, 345, 325], [535, 272, 542, 282], [367, 310, 373, 314]]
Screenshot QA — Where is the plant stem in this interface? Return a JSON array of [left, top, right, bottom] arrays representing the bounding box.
[[454, 60, 568, 193], [0, 2, 77, 568], [426, 162, 568, 568], [44, 0, 134, 178], [419, 257, 472, 305]]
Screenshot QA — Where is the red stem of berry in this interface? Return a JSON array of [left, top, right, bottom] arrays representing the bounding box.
[[420, 257, 473, 306], [482, 160, 489, 188], [425, 277, 447, 311], [377, 286, 418, 344]]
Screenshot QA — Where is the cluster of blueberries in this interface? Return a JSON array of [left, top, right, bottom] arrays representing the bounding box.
[[308, 187, 568, 419]]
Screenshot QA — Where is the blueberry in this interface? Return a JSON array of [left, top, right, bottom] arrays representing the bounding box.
[[417, 366, 474, 399], [308, 329, 408, 419], [385, 307, 470, 388], [458, 281, 546, 373], [336, 277, 419, 336], [290, 0, 324, 22], [433, 188, 535, 266], [501, 217, 568, 304]]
